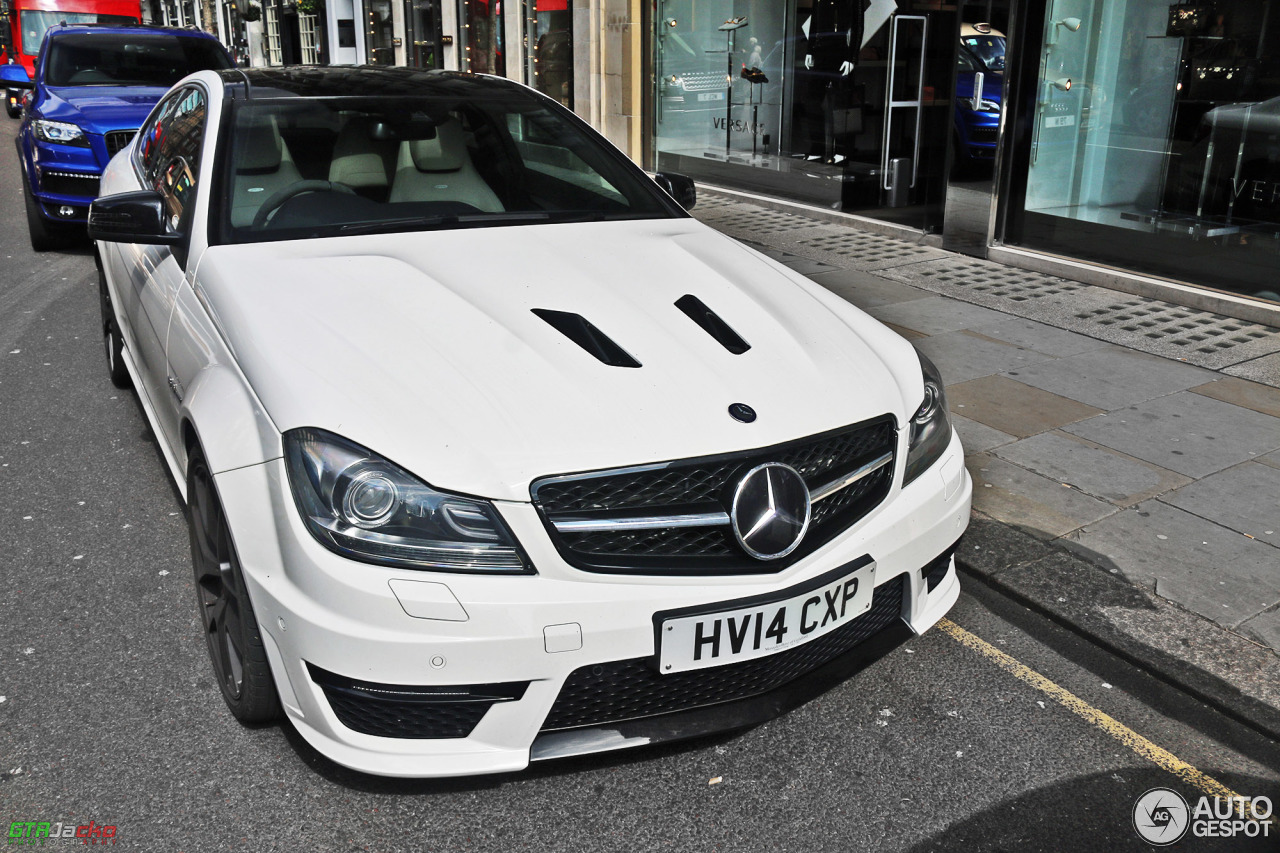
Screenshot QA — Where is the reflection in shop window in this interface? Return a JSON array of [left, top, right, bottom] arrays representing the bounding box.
[[525, 0, 572, 108], [462, 0, 505, 75], [1018, 0, 1280, 304], [366, 0, 396, 66]]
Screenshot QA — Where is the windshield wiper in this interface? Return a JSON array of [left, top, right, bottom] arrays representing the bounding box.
[[337, 211, 557, 235]]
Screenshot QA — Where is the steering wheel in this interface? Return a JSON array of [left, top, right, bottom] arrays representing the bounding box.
[[252, 180, 357, 229]]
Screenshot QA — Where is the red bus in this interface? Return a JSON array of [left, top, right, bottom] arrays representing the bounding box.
[[4, 0, 142, 113]]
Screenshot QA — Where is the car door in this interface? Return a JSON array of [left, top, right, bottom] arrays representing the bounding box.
[[117, 85, 209, 455]]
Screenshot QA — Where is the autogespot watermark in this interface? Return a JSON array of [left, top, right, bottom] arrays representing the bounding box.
[[6, 820, 118, 846], [1133, 788, 1274, 845]]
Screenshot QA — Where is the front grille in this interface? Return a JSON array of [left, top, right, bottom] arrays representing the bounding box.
[[540, 573, 906, 732], [308, 665, 529, 739], [533, 417, 897, 574], [675, 71, 729, 92], [38, 169, 99, 198], [969, 127, 998, 144], [105, 129, 136, 156]]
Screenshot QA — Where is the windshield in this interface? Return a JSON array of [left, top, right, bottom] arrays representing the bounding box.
[[43, 32, 232, 87], [961, 34, 1006, 72], [19, 12, 136, 57], [219, 92, 678, 243]]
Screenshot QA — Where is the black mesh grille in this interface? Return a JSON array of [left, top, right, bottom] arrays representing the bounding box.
[[105, 129, 136, 156], [308, 665, 529, 739], [38, 170, 99, 198], [533, 418, 897, 574], [540, 574, 906, 732]]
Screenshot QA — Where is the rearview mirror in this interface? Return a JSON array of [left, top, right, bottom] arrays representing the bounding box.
[[88, 191, 183, 245], [0, 65, 32, 88], [653, 172, 696, 210]]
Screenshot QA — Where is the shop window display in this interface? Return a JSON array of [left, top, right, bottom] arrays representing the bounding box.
[[1012, 0, 1280, 304], [652, 0, 956, 230]]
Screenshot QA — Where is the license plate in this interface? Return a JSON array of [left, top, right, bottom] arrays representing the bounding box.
[[657, 558, 877, 674], [1044, 114, 1075, 128], [696, 91, 725, 102]]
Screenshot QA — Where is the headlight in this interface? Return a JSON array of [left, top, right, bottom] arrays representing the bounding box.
[[903, 349, 952, 486], [33, 119, 89, 147], [284, 428, 531, 574]]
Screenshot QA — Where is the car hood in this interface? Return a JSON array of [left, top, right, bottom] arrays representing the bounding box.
[[40, 86, 165, 131], [194, 219, 920, 502]]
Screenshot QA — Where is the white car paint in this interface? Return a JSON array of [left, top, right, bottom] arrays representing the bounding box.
[[95, 69, 971, 778]]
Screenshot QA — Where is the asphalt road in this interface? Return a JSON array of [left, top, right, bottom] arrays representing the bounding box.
[[1, 119, 1278, 852]]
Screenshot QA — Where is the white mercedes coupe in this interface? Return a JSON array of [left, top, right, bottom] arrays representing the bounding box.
[[89, 66, 971, 778]]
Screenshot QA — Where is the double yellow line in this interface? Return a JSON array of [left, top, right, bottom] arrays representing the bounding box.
[[938, 618, 1270, 822]]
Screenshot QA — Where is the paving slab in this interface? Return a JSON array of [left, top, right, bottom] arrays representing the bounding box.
[[915, 330, 1059, 386], [999, 345, 1218, 411], [1222, 351, 1280, 388], [966, 453, 1118, 539], [1064, 391, 1280, 478], [1189, 375, 1280, 418], [866, 295, 1010, 336], [947, 375, 1105, 438], [807, 269, 933, 310], [1065, 500, 1280, 630], [964, 317, 1109, 358], [1261, 450, 1280, 471], [994, 431, 1190, 506], [950, 413, 1016, 454], [1239, 608, 1280, 652], [1160, 461, 1280, 548]]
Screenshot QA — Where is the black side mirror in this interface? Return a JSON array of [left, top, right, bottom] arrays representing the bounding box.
[[653, 172, 696, 211], [88, 191, 183, 245]]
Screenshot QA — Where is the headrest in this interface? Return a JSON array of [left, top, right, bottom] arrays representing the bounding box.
[[237, 116, 283, 173], [406, 121, 467, 172]]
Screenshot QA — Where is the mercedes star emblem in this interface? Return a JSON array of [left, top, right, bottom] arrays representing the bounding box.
[[730, 462, 812, 560]]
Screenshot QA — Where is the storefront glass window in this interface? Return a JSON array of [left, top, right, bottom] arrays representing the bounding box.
[[525, 0, 572, 108], [652, 0, 956, 232], [1008, 0, 1280, 304], [406, 0, 444, 68], [365, 0, 396, 65], [462, 0, 505, 75]]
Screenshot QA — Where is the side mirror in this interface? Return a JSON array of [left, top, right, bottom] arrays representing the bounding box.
[[653, 172, 696, 210], [0, 64, 32, 88], [88, 191, 183, 245]]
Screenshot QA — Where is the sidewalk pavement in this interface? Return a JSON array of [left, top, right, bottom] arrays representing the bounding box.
[[693, 188, 1280, 739]]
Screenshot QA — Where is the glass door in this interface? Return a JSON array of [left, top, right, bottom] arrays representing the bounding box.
[[524, 0, 572, 108], [405, 0, 444, 68], [461, 0, 505, 75]]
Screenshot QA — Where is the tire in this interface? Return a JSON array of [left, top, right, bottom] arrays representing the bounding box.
[[97, 263, 131, 389], [23, 181, 74, 252], [187, 449, 281, 724]]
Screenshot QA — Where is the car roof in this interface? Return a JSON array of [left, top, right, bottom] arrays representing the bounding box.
[[216, 66, 524, 101], [47, 23, 223, 40]]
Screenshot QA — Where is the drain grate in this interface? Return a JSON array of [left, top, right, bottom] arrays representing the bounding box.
[[1075, 300, 1277, 354], [910, 259, 1087, 301], [797, 232, 939, 267]]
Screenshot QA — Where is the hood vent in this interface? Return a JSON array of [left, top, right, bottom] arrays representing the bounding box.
[[675, 294, 750, 355], [532, 308, 641, 368]]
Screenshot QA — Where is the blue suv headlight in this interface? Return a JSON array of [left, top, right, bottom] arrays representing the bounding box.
[[33, 119, 89, 147]]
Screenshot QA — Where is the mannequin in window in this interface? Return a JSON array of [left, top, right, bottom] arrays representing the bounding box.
[[801, 0, 866, 163]]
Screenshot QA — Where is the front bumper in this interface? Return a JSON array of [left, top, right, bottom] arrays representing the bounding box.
[[26, 138, 109, 224], [213, 430, 971, 778]]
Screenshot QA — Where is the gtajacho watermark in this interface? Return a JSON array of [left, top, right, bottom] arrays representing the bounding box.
[[7, 820, 117, 845]]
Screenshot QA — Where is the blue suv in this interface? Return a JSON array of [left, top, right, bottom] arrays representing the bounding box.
[[1, 24, 232, 250]]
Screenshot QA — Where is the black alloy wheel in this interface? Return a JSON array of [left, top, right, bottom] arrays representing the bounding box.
[[97, 264, 130, 388], [187, 450, 281, 723]]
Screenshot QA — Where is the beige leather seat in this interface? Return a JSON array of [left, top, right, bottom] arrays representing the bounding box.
[[230, 115, 302, 228], [387, 120, 503, 211], [328, 114, 397, 198]]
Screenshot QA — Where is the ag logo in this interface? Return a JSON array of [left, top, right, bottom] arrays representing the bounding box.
[[1133, 787, 1190, 845]]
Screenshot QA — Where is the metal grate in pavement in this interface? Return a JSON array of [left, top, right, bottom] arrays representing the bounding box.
[[909, 258, 1087, 301], [1075, 300, 1276, 354], [796, 232, 940, 268], [709, 207, 820, 234]]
